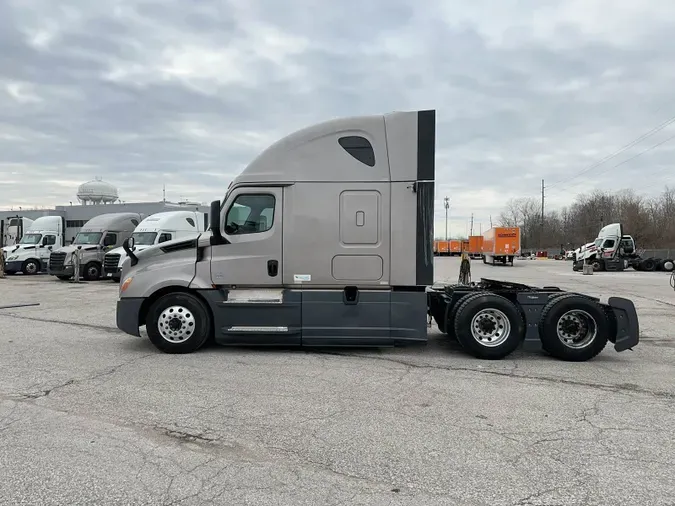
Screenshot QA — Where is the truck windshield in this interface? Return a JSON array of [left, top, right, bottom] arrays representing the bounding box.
[[131, 232, 158, 245], [594, 239, 603, 247], [74, 232, 103, 245], [19, 234, 42, 245]]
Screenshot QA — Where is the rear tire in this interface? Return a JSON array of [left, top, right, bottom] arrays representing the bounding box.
[[452, 292, 524, 359], [444, 292, 486, 340], [641, 258, 656, 272], [538, 294, 609, 361], [146, 292, 212, 354]]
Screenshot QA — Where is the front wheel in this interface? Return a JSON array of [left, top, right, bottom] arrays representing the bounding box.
[[452, 292, 524, 359], [146, 292, 212, 354], [538, 294, 608, 361], [83, 262, 101, 281], [22, 259, 40, 275]]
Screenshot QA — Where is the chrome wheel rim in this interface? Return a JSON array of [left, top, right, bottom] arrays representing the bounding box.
[[158, 305, 196, 343], [470, 308, 511, 347], [556, 310, 597, 349], [664, 260, 673, 271], [25, 262, 38, 274]]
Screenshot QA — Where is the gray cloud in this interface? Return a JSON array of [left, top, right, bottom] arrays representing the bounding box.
[[1, 0, 675, 236]]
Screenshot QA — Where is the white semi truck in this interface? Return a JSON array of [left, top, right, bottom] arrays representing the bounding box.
[[49, 213, 142, 281], [114, 109, 640, 362], [103, 211, 208, 282], [2, 216, 65, 275], [1, 216, 34, 252], [573, 223, 674, 272]]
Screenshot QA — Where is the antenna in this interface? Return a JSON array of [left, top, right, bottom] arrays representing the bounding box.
[[163, 184, 166, 203]]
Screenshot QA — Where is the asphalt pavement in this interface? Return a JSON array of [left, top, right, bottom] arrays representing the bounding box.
[[0, 258, 673, 505]]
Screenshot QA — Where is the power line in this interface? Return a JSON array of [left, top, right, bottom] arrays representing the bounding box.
[[545, 112, 675, 190], [547, 131, 675, 196]]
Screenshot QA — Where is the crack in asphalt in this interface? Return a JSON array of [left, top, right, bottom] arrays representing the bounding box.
[[0, 312, 120, 334], [315, 351, 675, 400], [18, 353, 156, 399]]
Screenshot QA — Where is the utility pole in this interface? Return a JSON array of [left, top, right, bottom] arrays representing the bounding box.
[[470, 213, 474, 236], [444, 196, 450, 241], [541, 179, 545, 249], [489, 215, 493, 228]]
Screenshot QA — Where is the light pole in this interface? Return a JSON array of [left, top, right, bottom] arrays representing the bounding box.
[[444, 196, 450, 242]]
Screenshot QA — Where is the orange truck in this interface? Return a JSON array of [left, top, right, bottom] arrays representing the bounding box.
[[481, 227, 521, 265], [468, 235, 483, 258]]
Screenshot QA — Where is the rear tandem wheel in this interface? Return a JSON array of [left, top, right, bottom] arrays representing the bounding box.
[[538, 294, 609, 361], [452, 292, 525, 360]]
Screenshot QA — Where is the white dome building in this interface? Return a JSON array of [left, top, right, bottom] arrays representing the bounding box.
[[76, 177, 119, 205]]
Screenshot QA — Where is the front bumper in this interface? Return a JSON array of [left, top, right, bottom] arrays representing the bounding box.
[[105, 267, 122, 279], [4, 261, 23, 273], [49, 265, 75, 277], [116, 297, 144, 337], [608, 296, 640, 351]]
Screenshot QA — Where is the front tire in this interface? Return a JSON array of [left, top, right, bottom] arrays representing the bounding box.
[[146, 292, 212, 354], [538, 294, 608, 361], [83, 262, 101, 281], [452, 293, 524, 359], [22, 259, 40, 275]]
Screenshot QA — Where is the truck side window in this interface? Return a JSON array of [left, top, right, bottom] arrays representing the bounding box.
[[158, 233, 172, 243], [103, 233, 117, 246], [43, 235, 56, 246], [225, 194, 275, 235], [603, 239, 615, 248], [338, 136, 375, 167]]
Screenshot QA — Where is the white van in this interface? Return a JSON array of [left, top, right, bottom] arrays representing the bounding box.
[[103, 211, 207, 281], [2, 216, 65, 275]]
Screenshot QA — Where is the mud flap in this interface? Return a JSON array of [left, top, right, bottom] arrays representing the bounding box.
[[607, 296, 640, 352]]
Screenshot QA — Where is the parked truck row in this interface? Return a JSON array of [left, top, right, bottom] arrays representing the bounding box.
[[1, 211, 208, 280], [434, 227, 521, 266], [113, 109, 639, 362]]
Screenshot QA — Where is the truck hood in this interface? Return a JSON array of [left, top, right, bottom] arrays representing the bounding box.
[[3, 245, 23, 255], [120, 234, 203, 283], [55, 244, 101, 255]]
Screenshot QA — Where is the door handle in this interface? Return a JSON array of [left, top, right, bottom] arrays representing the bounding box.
[[267, 259, 279, 277]]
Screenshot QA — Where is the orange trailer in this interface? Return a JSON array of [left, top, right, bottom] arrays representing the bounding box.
[[481, 227, 521, 265], [449, 240, 461, 256], [461, 240, 469, 253], [468, 235, 484, 257], [434, 240, 450, 256]]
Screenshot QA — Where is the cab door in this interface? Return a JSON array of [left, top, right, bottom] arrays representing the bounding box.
[[208, 186, 300, 346], [38, 234, 57, 263]]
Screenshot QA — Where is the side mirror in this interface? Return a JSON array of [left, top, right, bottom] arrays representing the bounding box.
[[123, 238, 138, 267], [209, 200, 227, 245], [128, 237, 135, 249], [48, 246, 52, 250]]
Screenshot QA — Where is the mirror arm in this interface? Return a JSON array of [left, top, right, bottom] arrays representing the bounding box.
[[123, 238, 139, 266]]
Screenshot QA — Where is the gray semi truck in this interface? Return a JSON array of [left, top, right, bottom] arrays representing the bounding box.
[[115, 109, 640, 361], [49, 212, 142, 281]]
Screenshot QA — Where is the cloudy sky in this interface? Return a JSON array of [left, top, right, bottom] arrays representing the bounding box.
[[1, 0, 675, 237]]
